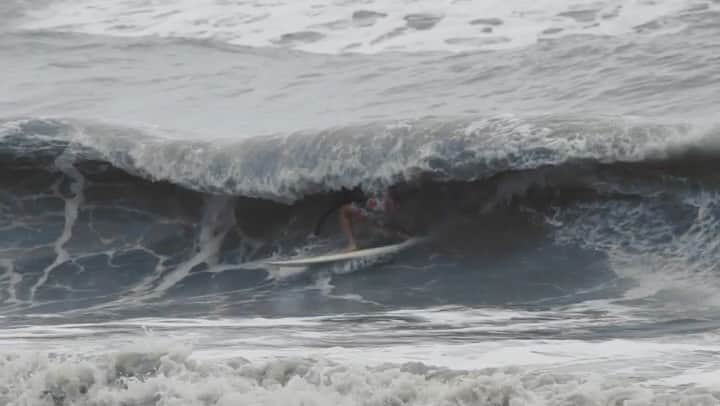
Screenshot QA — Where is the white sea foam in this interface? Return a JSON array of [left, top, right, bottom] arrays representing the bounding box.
[[19, 0, 707, 54], [1, 330, 719, 406], [552, 188, 720, 309], [65, 116, 696, 202]]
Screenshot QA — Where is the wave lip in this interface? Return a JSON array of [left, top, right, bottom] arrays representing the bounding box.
[[57, 115, 698, 202], [0, 115, 705, 202]]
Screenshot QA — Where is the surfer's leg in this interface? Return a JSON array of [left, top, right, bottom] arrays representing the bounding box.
[[340, 204, 359, 251]]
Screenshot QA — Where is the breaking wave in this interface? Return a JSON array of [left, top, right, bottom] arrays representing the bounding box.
[[1, 115, 719, 315]]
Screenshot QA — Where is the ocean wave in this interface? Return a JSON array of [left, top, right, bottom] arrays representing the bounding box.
[[2, 115, 720, 313]]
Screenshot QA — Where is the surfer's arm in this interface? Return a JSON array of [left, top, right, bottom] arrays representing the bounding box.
[[312, 204, 341, 236]]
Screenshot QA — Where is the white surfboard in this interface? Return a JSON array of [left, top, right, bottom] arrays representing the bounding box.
[[264, 237, 425, 267]]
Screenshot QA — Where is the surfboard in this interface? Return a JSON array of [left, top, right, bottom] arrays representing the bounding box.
[[264, 237, 425, 267]]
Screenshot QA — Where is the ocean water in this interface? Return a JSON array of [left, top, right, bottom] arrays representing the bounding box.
[[1, 0, 720, 404]]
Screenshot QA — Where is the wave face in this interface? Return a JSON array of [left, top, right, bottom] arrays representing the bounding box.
[[1, 116, 719, 317]]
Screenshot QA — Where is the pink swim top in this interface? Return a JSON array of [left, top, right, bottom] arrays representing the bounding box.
[[365, 195, 396, 212]]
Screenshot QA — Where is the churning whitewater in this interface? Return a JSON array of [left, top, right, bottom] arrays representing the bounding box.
[[1, 0, 720, 405]]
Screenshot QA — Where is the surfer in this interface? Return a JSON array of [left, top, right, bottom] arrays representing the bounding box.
[[339, 189, 409, 251], [311, 186, 410, 251]]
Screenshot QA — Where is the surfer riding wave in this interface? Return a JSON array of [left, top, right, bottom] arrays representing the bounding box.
[[313, 187, 412, 251], [341, 189, 412, 251]]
